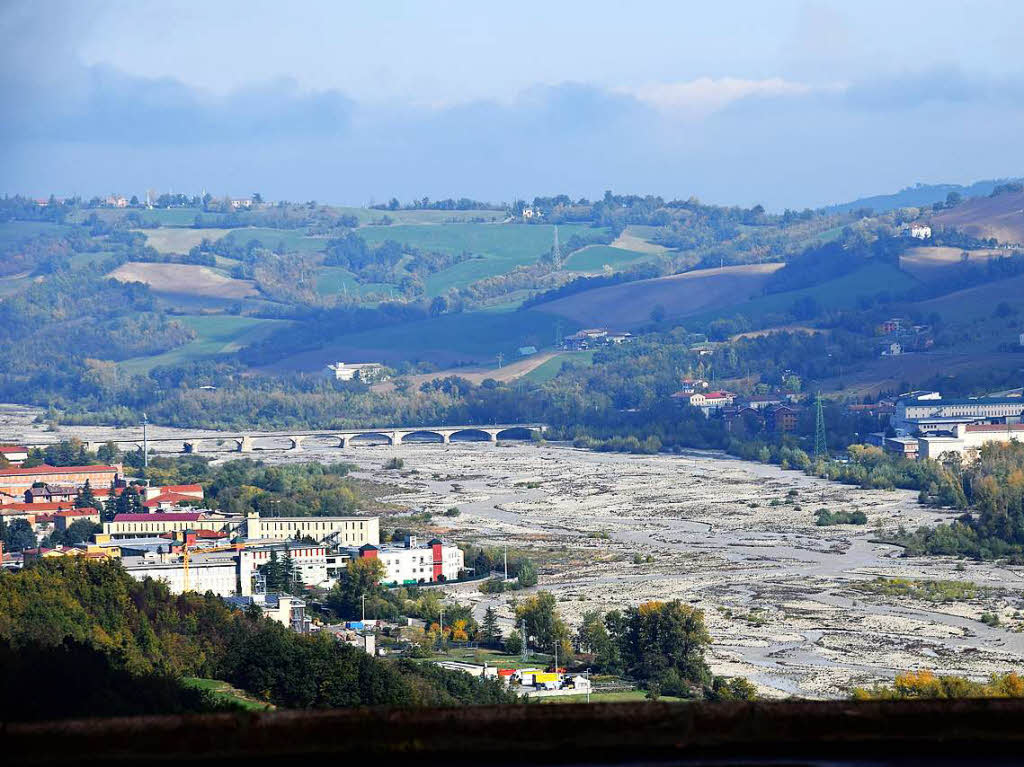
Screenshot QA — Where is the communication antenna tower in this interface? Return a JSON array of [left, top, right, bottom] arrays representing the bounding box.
[[552, 225, 562, 268], [814, 391, 828, 460]]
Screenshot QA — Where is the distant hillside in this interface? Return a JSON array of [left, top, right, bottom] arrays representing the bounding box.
[[928, 190, 1024, 245], [828, 178, 1021, 215], [535, 264, 783, 328]]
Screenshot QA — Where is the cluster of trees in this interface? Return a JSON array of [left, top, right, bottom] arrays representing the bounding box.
[[852, 670, 1024, 700], [574, 599, 756, 700], [0, 558, 515, 721]]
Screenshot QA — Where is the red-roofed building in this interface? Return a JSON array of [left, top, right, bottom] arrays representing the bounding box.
[[0, 446, 29, 465], [0, 464, 121, 500], [142, 492, 203, 510], [159, 484, 203, 499], [54, 507, 101, 533], [104, 511, 243, 539]]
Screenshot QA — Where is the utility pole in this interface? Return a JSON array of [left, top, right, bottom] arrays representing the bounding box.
[[586, 668, 591, 704], [439, 606, 445, 651], [814, 391, 828, 461], [503, 543, 508, 581], [361, 593, 366, 622], [521, 618, 528, 662], [141, 412, 148, 470], [552, 225, 562, 268]]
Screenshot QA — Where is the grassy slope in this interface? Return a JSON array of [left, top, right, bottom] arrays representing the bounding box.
[[264, 307, 576, 370], [120, 315, 292, 373], [315, 266, 393, 298], [182, 677, 273, 711], [564, 245, 650, 273], [523, 351, 596, 383], [138, 228, 235, 254], [0, 220, 75, 245], [674, 261, 917, 328], [359, 223, 599, 295]]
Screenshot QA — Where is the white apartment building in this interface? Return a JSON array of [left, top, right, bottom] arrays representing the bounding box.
[[918, 423, 1024, 462], [121, 554, 239, 596], [892, 396, 1024, 435], [354, 536, 464, 585]]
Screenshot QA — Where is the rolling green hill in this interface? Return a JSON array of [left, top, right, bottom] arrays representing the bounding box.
[[119, 315, 293, 373], [359, 223, 600, 294]]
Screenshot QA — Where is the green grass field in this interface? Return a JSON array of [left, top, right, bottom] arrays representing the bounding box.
[[344, 207, 507, 226], [564, 245, 650, 272], [119, 314, 292, 373], [272, 307, 577, 369], [524, 350, 596, 383], [219, 227, 330, 254], [0, 220, 75, 246], [182, 677, 273, 711], [326, 307, 572, 360], [359, 223, 601, 295], [315, 266, 394, 299]]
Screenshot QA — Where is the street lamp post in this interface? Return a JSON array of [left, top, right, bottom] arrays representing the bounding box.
[[361, 594, 366, 622], [141, 412, 148, 470]]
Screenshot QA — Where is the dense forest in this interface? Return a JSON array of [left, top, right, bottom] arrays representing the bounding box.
[[0, 558, 515, 721]]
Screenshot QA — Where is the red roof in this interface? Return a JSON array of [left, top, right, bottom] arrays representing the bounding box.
[[162, 484, 203, 495], [92, 487, 125, 497], [965, 424, 1024, 432], [113, 512, 202, 522], [1, 502, 75, 512], [704, 391, 731, 399], [143, 492, 201, 508], [54, 508, 98, 518], [0, 445, 28, 452], [0, 464, 118, 477]]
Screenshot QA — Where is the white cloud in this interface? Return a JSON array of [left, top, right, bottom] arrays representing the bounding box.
[[622, 77, 833, 116]]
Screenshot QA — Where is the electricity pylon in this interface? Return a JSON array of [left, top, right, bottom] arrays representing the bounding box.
[[814, 391, 828, 460]]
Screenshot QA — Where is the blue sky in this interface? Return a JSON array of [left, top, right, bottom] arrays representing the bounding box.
[[2, 1, 1023, 209]]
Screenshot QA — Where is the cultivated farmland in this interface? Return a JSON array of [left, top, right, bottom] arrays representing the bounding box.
[[928, 189, 1024, 244], [108, 262, 259, 299], [137, 228, 235, 254], [899, 246, 1005, 281], [536, 263, 784, 327]]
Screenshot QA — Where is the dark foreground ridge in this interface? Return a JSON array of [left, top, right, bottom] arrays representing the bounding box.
[[6, 698, 1024, 766]]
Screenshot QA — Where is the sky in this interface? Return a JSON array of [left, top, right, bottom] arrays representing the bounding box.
[[2, 0, 1023, 209]]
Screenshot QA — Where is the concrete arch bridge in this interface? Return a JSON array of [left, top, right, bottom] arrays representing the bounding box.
[[35, 424, 546, 454]]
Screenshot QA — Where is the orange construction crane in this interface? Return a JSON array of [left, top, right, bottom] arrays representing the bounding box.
[[181, 540, 245, 593]]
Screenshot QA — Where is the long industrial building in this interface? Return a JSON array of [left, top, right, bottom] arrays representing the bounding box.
[[243, 512, 379, 547]]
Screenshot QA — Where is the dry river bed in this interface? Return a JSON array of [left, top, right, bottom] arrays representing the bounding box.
[[5, 404, 1024, 699]]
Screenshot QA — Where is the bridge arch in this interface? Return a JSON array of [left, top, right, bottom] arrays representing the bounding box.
[[449, 428, 494, 442], [301, 434, 347, 449], [247, 435, 296, 452], [495, 427, 537, 441], [399, 430, 446, 444], [348, 431, 394, 446]]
